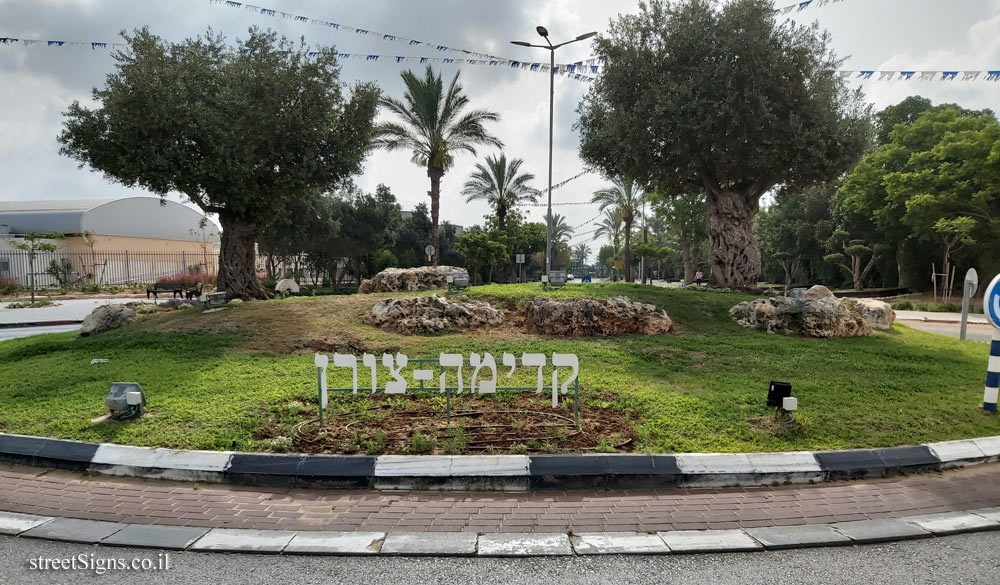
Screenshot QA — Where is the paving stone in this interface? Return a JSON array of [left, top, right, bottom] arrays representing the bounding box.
[[285, 531, 384, 555], [907, 511, 1000, 535], [381, 531, 477, 556], [745, 525, 851, 549], [831, 519, 932, 543], [0, 512, 52, 535], [659, 530, 763, 553], [571, 532, 670, 555], [20, 518, 125, 543], [101, 524, 209, 549], [189, 528, 296, 552], [477, 532, 573, 556]]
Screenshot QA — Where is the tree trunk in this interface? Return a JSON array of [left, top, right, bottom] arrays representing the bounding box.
[[623, 218, 633, 283], [497, 205, 506, 232], [896, 245, 906, 288], [217, 213, 269, 300], [428, 166, 444, 266], [681, 238, 695, 285], [706, 190, 761, 289]]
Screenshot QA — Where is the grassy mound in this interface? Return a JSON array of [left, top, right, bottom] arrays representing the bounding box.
[[0, 283, 996, 454]]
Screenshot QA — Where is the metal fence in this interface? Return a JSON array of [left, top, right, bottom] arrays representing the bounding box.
[[0, 250, 220, 288]]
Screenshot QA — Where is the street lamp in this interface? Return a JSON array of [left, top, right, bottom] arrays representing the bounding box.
[[512, 27, 597, 281]]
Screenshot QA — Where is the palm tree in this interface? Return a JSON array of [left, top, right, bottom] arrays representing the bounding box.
[[374, 66, 502, 265], [545, 211, 574, 270], [462, 153, 539, 231], [593, 208, 624, 253], [572, 243, 592, 267], [592, 178, 644, 282]]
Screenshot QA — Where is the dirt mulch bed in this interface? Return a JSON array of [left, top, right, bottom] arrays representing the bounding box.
[[254, 391, 640, 455]]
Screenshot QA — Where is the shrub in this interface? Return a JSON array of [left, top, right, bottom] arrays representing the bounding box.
[[229, 298, 244, 306], [363, 431, 387, 455], [0, 276, 18, 295], [159, 269, 217, 289], [134, 303, 160, 315], [265, 436, 293, 453], [404, 431, 437, 455], [369, 249, 399, 275]]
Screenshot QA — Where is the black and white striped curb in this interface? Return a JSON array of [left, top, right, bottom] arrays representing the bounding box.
[[2, 432, 999, 490], [3, 508, 1000, 555]]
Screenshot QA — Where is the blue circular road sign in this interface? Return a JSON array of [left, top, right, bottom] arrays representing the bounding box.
[[986, 273, 1000, 330]]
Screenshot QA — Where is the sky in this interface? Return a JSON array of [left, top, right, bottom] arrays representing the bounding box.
[[1, 0, 999, 262]]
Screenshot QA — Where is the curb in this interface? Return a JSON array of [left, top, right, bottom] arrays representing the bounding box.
[[0, 320, 83, 329], [2, 432, 998, 491], [4, 508, 1000, 555]]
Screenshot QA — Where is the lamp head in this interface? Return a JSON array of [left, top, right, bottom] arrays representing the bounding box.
[[536, 26, 549, 38], [576, 31, 598, 41], [510, 41, 532, 47]]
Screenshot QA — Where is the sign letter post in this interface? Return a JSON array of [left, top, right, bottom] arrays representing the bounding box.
[[982, 274, 1000, 412]]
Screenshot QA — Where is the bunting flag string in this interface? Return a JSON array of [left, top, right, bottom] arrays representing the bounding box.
[[207, 0, 509, 63], [4, 37, 995, 85], [520, 171, 595, 207], [0, 37, 597, 82], [772, 0, 847, 16]]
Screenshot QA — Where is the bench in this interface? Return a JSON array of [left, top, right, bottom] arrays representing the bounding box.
[[146, 281, 183, 299], [185, 282, 204, 300]]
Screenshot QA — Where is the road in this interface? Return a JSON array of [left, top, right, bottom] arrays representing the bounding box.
[[0, 324, 81, 342], [0, 297, 146, 341], [3, 531, 1000, 585], [0, 297, 141, 325]]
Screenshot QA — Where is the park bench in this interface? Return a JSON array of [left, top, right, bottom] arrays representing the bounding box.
[[185, 282, 204, 300], [146, 281, 183, 299]]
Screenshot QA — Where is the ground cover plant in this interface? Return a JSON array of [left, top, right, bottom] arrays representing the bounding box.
[[0, 283, 997, 454]]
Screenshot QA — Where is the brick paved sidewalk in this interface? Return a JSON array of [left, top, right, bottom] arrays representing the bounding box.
[[2, 462, 998, 533]]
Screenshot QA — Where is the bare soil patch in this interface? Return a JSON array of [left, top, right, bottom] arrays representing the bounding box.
[[255, 391, 640, 455]]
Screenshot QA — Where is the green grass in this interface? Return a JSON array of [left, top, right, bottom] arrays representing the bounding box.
[[0, 282, 997, 453]]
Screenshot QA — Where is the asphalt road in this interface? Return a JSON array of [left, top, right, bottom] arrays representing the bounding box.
[[0, 324, 81, 342], [3, 532, 1000, 585], [899, 320, 995, 343]]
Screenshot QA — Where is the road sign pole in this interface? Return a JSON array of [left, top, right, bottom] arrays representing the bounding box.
[[961, 268, 979, 341], [982, 273, 1000, 412]]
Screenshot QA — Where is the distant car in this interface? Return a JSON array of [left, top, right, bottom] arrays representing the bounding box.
[[567, 273, 575, 281]]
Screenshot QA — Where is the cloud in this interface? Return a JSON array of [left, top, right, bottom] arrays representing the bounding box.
[[0, 0, 997, 244]]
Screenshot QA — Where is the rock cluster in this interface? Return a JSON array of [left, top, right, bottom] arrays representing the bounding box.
[[80, 304, 137, 336], [729, 294, 896, 338], [843, 298, 896, 330], [367, 294, 504, 334], [522, 296, 673, 336], [360, 266, 466, 293]]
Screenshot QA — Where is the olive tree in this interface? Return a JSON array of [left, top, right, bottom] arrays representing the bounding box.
[[58, 27, 379, 299], [577, 0, 872, 288]]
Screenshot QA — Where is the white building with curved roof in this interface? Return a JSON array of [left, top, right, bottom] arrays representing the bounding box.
[[0, 197, 220, 286]]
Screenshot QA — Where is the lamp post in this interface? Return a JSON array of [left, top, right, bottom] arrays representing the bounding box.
[[512, 27, 596, 281]]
